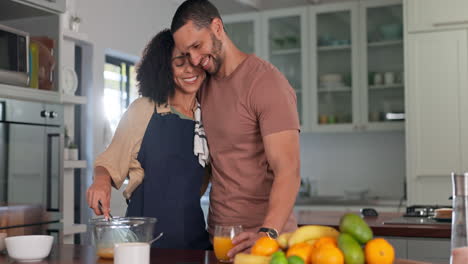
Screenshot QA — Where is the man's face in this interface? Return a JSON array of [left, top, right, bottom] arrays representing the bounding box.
[[173, 20, 223, 75]]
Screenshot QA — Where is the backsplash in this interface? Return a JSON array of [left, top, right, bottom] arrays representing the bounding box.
[[300, 131, 406, 200]]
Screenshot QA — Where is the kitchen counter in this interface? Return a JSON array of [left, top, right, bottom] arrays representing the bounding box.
[[296, 211, 450, 238], [295, 196, 404, 207], [0, 244, 433, 263]]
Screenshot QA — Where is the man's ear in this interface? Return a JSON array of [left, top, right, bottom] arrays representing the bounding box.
[[210, 17, 224, 38]]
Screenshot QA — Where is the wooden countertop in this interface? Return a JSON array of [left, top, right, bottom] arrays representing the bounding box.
[[0, 245, 432, 264], [296, 211, 451, 238]]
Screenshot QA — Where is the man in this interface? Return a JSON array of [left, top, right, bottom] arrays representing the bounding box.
[[171, 0, 301, 257]]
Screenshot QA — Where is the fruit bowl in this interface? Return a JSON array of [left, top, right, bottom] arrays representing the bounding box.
[[89, 217, 156, 259]]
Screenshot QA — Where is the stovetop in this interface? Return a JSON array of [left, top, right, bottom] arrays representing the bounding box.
[[404, 205, 451, 217], [383, 205, 452, 225]]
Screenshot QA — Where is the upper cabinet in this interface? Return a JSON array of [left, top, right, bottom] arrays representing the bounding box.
[[360, 0, 404, 131], [310, 0, 403, 132], [310, 3, 358, 132], [262, 8, 308, 127], [224, 0, 403, 132], [224, 13, 262, 57], [12, 0, 66, 14], [406, 0, 468, 33]]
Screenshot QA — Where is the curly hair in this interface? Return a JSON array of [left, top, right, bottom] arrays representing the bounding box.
[[136, 29, 175, 104]]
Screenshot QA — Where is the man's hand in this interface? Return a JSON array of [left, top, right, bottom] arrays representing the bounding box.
[[227, 231, 263, 259]]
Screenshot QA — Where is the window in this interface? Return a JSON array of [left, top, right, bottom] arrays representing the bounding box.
[[103, 56, 139, 133]]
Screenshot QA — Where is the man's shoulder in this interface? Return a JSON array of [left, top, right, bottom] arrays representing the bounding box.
[[243, 55, 284, 83]]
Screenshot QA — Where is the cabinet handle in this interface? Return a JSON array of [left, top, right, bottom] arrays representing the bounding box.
[[433, 20, 468, 27], [46, 0, 56, 2]]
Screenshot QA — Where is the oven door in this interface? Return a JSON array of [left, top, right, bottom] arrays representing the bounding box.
[[6, 122, 47, 205]]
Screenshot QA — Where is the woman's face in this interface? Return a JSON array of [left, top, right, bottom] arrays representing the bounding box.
[[172, 47, 205, 95]]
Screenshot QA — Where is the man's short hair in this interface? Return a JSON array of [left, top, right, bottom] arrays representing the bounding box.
[[171, 0, 222, 33]]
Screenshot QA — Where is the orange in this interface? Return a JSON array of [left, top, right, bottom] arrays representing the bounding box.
[[311, 245, 344, 264], [286, 242, 313, 263], [251, 236, 280, 256], [313, 237, 338, 249], [365, 238, 395, 264]]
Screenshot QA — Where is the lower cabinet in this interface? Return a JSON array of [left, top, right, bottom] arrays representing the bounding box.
[[382, 236, 450, 263]]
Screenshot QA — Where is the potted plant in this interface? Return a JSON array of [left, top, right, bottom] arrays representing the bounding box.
[[68, 142, 79, 160], [70, 15, 81, 32]]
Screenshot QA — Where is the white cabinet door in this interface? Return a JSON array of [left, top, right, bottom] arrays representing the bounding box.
[[360, 0, 404, 132], [406, 29, 468, 204], [13, 0, 65, 13], [406, 0, 468, 33], [262, 7, 309, 129], [224, 13, 262, 58], [407, 238, 450, 263], [310, 2, 359, 133]]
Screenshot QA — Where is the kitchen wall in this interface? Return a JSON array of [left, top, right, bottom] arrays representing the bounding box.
[[300, 131, 406, 200]]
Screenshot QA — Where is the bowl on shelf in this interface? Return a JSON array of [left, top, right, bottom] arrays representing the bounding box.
[[5, 235, 54, 262], [380, 24, 402, 40]]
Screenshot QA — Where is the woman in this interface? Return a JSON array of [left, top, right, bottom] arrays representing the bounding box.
[[86, 29, 211, 250]]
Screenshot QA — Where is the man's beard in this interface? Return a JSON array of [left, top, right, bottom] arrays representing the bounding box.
[[207, 32, 223, 75]]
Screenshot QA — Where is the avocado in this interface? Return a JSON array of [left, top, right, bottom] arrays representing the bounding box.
[[339, 213, 373, 244], [338, 233, 365, 264]]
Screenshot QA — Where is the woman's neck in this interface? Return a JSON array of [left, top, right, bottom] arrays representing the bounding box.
[[170, 92, 197, 118]]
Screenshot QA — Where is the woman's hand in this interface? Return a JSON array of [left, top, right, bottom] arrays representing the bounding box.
[[86, 167, 113, 219]]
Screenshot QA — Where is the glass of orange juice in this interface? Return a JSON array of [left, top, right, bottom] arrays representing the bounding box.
[[213, 225, 243, 263]]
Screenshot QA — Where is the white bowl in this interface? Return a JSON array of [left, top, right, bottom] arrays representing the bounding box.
[[0, 233, 6, 251], [5, 235, 54, 262]]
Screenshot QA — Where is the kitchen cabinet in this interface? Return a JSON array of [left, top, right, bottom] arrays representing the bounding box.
[[405, 29, 468, 205], [12, 0, 65, 14], [405, 0, 468, 33], [224, 12, 262, 57], [310, 0, 404, 132], [261, 7, 309, 127], [407, 237, 450, 263]]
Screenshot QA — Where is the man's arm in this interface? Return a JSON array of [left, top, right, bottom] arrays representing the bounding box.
[[261, 129, 301, 232], [229, 130, 300, 257]]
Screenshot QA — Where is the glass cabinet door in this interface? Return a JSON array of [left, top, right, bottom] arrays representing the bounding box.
[[267, 14, 304, 124], [315, 9, 354, 127], [225, 21, 255, 54], [365, 4, 404, 124]]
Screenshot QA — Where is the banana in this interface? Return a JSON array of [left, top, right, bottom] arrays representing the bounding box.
[[288, 225, 339, 247], [277, 232, 293, 249], [305, 239, 317, 246], [234, 253, 271, 264]]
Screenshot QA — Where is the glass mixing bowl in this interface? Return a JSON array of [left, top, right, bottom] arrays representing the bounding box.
[[89, 217, 157, 259]]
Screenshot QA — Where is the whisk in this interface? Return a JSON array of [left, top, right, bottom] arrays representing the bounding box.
[[98, 200, 139, 243]]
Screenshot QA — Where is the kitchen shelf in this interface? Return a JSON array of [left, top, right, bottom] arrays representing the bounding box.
[[368, 83, 404, 90], [318, 87, 352, 93], [317, 45, 351, 51], [0, 83, 87, 105], [368, 40, 403, 48], [64, 160, 87, 169], [0, 83, 60, 103], [63, 30, 89, 43], [63, 224, 87, 235], [271, 48, 301, 55], [61, 94, 87, 105]]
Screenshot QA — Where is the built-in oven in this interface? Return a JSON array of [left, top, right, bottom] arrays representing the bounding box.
[[0, 98, 63, 213], [0, 23, 30, 87]]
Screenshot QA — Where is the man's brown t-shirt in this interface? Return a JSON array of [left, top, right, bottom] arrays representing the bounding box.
[[200, 54, 300, 235]]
